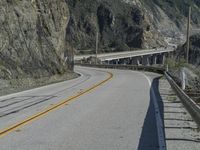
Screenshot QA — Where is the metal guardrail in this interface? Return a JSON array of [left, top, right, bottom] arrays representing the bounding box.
[[165, 72, 200, 127]]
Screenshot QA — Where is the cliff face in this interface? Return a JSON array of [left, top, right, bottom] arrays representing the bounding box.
[[0, 0, 72, 79], [66, 0, 166, 53]]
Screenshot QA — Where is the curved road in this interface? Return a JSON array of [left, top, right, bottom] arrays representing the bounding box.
[[0, 66, 164, 150]]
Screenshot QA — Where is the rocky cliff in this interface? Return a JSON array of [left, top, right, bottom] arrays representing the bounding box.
[[0, 0, 73, 80]]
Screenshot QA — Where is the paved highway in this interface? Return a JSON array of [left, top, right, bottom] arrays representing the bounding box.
[[0, 66, 164, 150]]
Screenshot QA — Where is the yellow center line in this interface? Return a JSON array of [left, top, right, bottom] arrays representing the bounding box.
[[0, 71, 113, 138]]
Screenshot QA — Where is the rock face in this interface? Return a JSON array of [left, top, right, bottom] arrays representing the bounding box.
[[0, 0, 72, 79], [66, 0, 166, 53]]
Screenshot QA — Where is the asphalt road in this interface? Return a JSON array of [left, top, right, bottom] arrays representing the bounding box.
[[0, 66, 163, 150]]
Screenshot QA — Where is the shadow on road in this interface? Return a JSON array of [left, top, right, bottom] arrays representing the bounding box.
[[137, 77, 165, 150]]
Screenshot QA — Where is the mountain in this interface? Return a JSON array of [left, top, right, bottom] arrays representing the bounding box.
[[0, 0, 200, 81], [66, 0, 200, 53]]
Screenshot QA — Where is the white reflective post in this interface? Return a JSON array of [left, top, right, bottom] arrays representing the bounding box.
[[181, 69, 186, 90]]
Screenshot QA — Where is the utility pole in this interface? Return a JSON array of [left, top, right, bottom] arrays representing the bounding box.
[[95, 31, 99, 64], [186, 6, 191, 63]]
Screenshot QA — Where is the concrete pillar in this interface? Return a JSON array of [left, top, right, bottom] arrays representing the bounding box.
[[124, 58, 128, 65], [147, 57, 150, 66], [115, 59, 119, 65], [137, 57, 142, 66], [142, 56, 150, 66], [162, 54, 166, 65], [124, 57, 132, 65], [153, 55, 157, 65], [108, 60, 112, 65]]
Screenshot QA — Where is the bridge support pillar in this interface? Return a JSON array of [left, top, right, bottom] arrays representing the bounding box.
[[115, 59, 119, 65], [162, 54, 166, 65], [142, 56, 150, 66], [130, 57, 140, 65], [137, 59, 141, 65], [152, 55, 158, 65], [107, 60, 113, 65]]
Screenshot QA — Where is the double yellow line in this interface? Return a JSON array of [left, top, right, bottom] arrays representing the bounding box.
[[0, 71, 113, 138]]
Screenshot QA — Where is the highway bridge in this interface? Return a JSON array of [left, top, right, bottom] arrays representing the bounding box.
[[75, 48, 174, 65]]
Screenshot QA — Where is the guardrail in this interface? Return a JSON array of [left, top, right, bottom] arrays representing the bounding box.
[[165, 72, 200, 127], [76, 63, 165, 74]]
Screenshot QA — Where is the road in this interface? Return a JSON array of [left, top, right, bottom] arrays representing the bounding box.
[[0, 66, 164, 150]]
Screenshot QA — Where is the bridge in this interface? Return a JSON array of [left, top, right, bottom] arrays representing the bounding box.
[[75, 48, 174, 65]]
